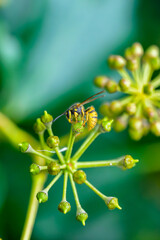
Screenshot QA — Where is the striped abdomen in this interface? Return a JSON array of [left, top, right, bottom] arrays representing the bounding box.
[[86, 106, 98, 131]]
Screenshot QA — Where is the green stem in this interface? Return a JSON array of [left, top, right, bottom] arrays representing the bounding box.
[[65, 127, 76, 162], [142, 62, 152, 85], [44, 171, 63, 192], [46, 124, 54, 136], [38, 132, 45, 149], [84, 180, 105, 200], [31, 149, 57, 164], [76, 157, 124, 168], [69, 173, 81, 208], [54, 147, 65, 164], [71, 126, 100, 162], [151, 74, 160, 88], [62, 171, 68, 201], [20, 173, 46, 240], [118, 69, 133, 82]]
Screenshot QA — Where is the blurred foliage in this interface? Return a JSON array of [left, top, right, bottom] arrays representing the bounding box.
[[0, 0, 160, 239]]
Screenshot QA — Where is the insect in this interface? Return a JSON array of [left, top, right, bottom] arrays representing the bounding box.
[[54, 90, 105, 131]]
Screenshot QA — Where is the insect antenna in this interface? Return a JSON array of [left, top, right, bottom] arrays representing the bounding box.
[[77, 90, 105, 107], [53, 112, 66, 122]]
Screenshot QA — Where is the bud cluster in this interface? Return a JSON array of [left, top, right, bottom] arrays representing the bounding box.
[[94, 43, 160, 140], [19, 108, 138, 226]]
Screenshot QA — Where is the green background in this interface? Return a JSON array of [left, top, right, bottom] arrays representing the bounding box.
[[0, 0, 160, 239]]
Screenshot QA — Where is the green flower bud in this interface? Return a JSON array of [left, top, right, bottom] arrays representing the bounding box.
[[150, 121, 160, 136], [47, 136, 60, 148], [104, 79, 118, 93], [41, 110, 53, 124], [33, 118, 46, 134], [76, 207, 88, 226], [110, 101, 123, 115], [131, 42, 144, 57], [100, 103, 113, 118], [143, 83, 154, 95], [113, 115, 128, 132], [73, 170, 86, 184], [58, 200, 71, 214], [104, 197, 122, 210], [125, 102, 136, 115], [149, 57, 160, 70], [108, 55, 126, 70], [72, 121, 84, 135], [144, 107, 157, 119], [94, 76, 109, 88], [48, 162, 60, 175], [124, 47, 133, 60], [129, 117, 143, 130], [145, 45, 159, 59], [30, 163, 40, 175], [119, 78, 131, 92], [36, 191, 48, 203], [126, 58, 139, 71], [100, 117, 113, 133], [129, 128, 143, 141], [119, 155, 139, 170], [18, 142, 31, 153]]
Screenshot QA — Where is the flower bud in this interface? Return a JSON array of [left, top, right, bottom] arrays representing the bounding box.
[[124, 47, 133, 60], [142, 119, 150, 136], [110, 101, 123, 115], [119, 78, 131, 92], [149, 57, 160, 70], [143, 83, 154, 95], [119, 155, 139, 170], [73, 170, 86, 184], [76, 207, 88, 226], [144, 107, 157, 119], [126, 58, 138, 71], [100, 117, 113, 133], [131, 42, 144, 57], [113, 115, 128, 132], [18, 142, 31, 153], [129, 117, 143, 130], [47, 136, 60, 148], [30, 163, 41, 175], [129, 128, 143, 141], [36, 191, 48, 203], [48, 162, 60, 175], [125, 102, 136, 115], [150, 121, 160, 136], [72, 121, 84, 135], [108, 55, 126, 70], [104, 79, 118, 93], [58, 200, 71, 214], [99, 103, 113, 118], [145, 45, 159, 59], [104, 197, 122, 210], [41, 111, 53, 124], [33, 118, 46, 134], [94, 76, 109, 88]]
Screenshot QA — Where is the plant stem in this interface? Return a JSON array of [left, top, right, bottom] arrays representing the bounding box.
[[65, 127, 75, 162], [20, 173, 46, 240], [118, 69, 133, 82], [76, 157, 124, 168], [62, 171, 68, 201], [44, 171, 63, 192], [69, 173, 81, 208], [84, 180, 106, 200], [31, 149, 57, 163], [151, 74, 160, 88], [71, 126, 100, 162], [54, 147, 65, 164]]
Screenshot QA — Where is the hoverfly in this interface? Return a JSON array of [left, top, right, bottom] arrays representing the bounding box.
[[54, 90, 105, 131]]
